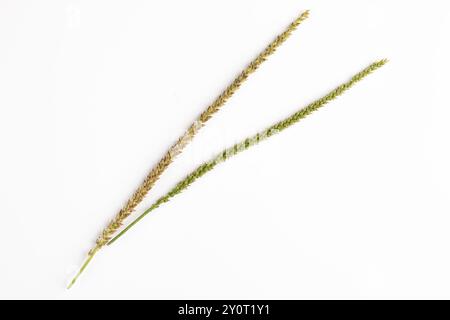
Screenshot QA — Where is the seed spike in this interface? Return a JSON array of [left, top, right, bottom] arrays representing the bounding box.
[[108, 59, 388, 245]]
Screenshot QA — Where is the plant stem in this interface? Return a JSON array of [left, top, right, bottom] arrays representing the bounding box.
[[108, 59, 388, 246], [67, 250, 98, 289]]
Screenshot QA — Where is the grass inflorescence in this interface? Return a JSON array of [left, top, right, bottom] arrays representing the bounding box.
[[107, 59, 388, 246], [68, 10, 310, 289]]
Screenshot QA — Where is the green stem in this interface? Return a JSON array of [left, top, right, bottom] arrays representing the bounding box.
[[108, 59, 388, 246], [67, 251, 97, 289], [108, 204, 158, 245]]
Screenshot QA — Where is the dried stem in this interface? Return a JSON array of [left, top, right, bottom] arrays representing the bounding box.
[[108, 59, 388, 246], [68, 10, 309, 288]]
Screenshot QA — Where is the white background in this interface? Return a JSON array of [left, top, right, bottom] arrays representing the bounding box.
[[1, 0, 449, 299]]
